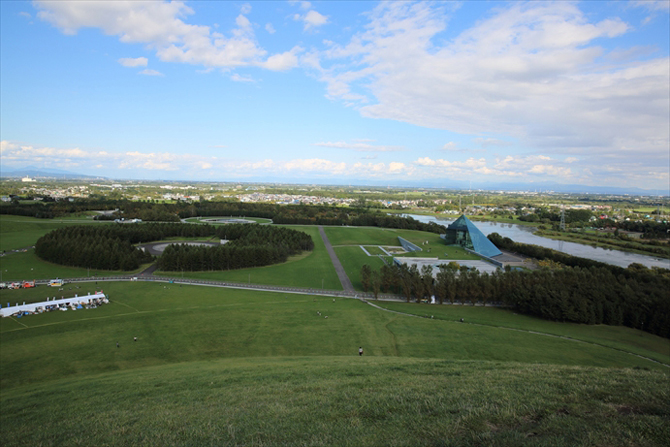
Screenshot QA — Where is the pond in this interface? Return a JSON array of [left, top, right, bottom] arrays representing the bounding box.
[[403, 214, 670, 269]]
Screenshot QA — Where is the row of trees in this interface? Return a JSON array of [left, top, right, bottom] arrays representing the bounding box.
[[0, 198, 119, 219], [360, 261, 670, 338], [35, 223, 313, 272], [35, 231, 153, 271], [3, 199, 448, 234]]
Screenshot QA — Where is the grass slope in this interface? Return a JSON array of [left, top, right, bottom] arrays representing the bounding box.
[[374, 302, 670, 366], [156, 226, 342, 289], [2, 282, 668, 446], [1, 357, 668, 447], [2, 283, 665, 390]]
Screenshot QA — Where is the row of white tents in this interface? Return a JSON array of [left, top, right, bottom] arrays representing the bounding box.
[[0, 292, 108, 318]]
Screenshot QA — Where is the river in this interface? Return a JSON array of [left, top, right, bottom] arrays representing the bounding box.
[[403, 214, 670, 270]]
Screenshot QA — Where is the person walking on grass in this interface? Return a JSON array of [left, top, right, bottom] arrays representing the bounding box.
[[359, 347, 363, 356]]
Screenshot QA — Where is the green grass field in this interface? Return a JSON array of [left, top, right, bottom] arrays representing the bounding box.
[[0, 214, 106, 251], [362, 245, 386, 256], [1, 283, 668, 446], [0, 249, 148, 284], [334, 246, 385, 291], [1, 216, 668, 445], [156, 226, 342, 290], [325, 226, 480, 261]]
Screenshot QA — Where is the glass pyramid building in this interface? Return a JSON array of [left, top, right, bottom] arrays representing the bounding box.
[[443, 215, 502, 258]]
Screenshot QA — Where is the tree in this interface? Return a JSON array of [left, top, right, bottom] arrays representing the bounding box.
[[360, 264, 372, 292], [371, 270, 382, 300]]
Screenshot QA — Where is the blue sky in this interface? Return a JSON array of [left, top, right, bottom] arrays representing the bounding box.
[[1, 1, 668, 191]]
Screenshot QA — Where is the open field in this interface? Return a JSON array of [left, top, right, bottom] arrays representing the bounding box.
[[0, 249, 147, 284], [0, 215, 106, 252], [156, 225, 342, 290], [1, 282, 668, 446]]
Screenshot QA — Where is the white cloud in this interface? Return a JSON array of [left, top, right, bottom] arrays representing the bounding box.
[[303, 10, 328, 30], [139, 69, 164, 76], [293, 7, 328, 31], [316, 1, 668, 178], [118, 57, 148, 67], [240, 3, 252, 15], [441, 142, 457, 151], [631, 1, 670, 12], [314, 141, 403, 152], [260, 46, 302, 71], [33, 1, 294, 72], [19, 12, 31, 19], [265, 23, 276, 34], [230, 73, 255, 82]]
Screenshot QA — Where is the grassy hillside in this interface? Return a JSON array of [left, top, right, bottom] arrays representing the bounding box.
[[2, 217, 668, 446], [1, 357, 668, 447], [2, 283, 666, 388]]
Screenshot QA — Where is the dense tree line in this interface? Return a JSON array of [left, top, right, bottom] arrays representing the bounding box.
[[0, 198, 119, 219], [4, 199, 447, 232], [593, 219, 670, 239], [35, 223, 313, 272], [35, 226, 154, 270], [362, 261, 670, 338], [157, 224, 313, 271]]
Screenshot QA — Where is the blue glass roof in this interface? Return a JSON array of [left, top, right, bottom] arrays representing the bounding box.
[[447, 215, 503, 258]]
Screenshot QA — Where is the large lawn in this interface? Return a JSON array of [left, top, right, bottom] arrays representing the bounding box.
[[2, 282, 665, 389], [2, 282, 668, 446], [0, 214, 106, 252], [156, 225, 342, 290]]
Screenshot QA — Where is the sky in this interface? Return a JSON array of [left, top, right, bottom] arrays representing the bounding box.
[[1, 1, 669, 192]]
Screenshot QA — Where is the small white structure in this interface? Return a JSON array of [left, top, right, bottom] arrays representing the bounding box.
[[0, 292, 107, 317]]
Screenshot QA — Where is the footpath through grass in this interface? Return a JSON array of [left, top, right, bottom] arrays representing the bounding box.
[[1, 357, 668, 447]]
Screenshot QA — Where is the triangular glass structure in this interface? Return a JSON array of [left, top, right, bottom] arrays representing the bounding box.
[[443, 215, 502, 258]]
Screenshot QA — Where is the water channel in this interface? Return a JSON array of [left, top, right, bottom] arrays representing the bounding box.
[[403, 214, 670, 270]]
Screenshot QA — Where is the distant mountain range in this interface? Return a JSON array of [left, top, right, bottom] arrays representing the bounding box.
[[0, 167, 106, 180], [0, 167, 664, 196]]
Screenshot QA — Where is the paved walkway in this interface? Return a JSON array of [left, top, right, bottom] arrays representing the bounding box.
[[318, 226, 354, 292]]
